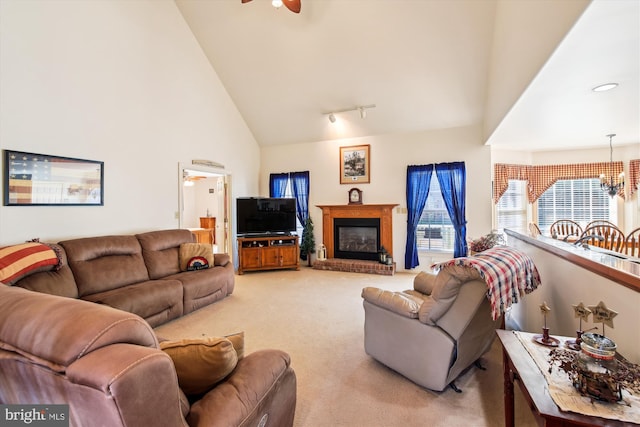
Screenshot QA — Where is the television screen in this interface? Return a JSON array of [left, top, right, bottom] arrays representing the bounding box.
[[236, 197, 297, 236]]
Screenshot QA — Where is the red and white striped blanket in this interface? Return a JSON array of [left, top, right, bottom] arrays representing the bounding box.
[[431, 246, 541, 321]]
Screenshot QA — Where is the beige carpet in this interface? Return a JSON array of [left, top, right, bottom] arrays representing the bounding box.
[[155, 268, 539, 427]]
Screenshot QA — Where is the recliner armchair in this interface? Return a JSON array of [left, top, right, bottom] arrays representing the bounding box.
[[0, 285, 297, 427], [362, 246, 541, 392], [362, 266, 499, 392]]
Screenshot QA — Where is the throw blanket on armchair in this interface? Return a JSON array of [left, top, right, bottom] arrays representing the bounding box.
[[432, 246, 542, 320]]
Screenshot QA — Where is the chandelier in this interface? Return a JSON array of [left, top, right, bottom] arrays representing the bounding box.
[[599, 134, 624, 197]]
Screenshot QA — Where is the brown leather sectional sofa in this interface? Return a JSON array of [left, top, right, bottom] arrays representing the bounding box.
[[0, 229, 298, 426], [12, 228, 234, 327]]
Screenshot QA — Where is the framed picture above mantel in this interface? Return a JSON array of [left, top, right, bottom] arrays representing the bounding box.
[[340, 144, 370, 184], [3, 150, 104, 206]]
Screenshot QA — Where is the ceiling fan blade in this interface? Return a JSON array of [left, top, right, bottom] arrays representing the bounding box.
[[240, 0, 300, 14], [283, 0, 301, 13]]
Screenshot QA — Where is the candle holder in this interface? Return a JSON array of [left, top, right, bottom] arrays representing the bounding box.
[[566, 302, 592, 351], [533, 301, 559, 347]]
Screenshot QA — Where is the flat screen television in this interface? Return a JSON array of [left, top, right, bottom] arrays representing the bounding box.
[[236, 197, 297, 236]]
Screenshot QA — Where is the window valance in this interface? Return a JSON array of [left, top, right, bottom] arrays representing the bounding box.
[[493, 161, 625, 204], [630, 159, 640, 197], [493, 164, 530, 204]]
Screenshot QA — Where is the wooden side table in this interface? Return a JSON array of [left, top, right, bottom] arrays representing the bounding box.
[[496, 330, 632, 427]]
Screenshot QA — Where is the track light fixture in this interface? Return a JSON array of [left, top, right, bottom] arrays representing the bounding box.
[[325, 104, 376, 123]]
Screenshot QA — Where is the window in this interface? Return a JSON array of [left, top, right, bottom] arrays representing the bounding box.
[[496, 180, 527, 233], [417, 178, 454, 251], [269, 171, 310, 239], [537, 178, 615, 232]]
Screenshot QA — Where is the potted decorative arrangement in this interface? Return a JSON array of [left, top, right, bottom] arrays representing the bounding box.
[[468, 230, 505, 255], [299, 217, 316, 267]]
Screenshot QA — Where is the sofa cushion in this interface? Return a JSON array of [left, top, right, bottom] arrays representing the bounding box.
[[14, 264, 79, 299], [418, 265, 482, 325], [137, 229, 195, 279], [179, 243, 213, 272], [83, 279, 184, 328], [160, 337, 239, 395], [12, 243, 79, 298], [214, 253, 231, 267], [0, 242, 61, 285], [0, 286, 157, 369], [413, 271, 436, 295], [361, 287, 422, 319], [60, 235, 149, 297], [224, 331, 245, 360], [166, 263, 234, 314], [186, 349, 295, 427]]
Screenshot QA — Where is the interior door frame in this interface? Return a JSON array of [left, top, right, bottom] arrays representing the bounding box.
[[178, 162, 233, 256]]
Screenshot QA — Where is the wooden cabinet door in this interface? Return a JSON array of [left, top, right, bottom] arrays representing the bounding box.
[[241, 247, 262, 269], [279, 245, 298, 267], [261, 246, 281, 267]]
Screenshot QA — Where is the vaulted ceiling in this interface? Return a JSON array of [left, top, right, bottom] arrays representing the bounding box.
[[175, 0, 639, 151]]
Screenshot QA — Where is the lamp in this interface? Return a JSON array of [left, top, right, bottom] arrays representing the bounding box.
[[272, 0, 283, 8], [599, 134, 624, 197], [326, 104, 375, 123]]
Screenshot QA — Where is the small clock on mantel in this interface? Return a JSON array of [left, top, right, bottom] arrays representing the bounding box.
[[348, 188, 363, 205]]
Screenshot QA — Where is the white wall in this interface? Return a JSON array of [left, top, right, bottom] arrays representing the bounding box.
[[260, 124, 493, 272], [507, 234, 640, 363], [483, 0, 589, 142], [0, 0, 260, 244]]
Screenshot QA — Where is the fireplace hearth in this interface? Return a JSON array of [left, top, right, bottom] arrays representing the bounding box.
[[315, 203, 398, 274]]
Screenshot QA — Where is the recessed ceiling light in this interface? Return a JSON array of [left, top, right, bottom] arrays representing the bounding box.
[[592, 83, 619, 92]]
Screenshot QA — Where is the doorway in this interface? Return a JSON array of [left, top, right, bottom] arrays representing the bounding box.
[[178, 163, 232, 256]]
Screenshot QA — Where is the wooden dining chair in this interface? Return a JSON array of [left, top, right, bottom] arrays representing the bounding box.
[[585, 220, 619, 229], [624, 227, 640, 258], [579, 225, 625, 253], [528, 223, 541, 237], [549, 220, 583, 241]]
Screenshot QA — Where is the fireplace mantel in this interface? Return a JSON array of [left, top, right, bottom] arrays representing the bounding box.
[[316, 204, 398, 259]]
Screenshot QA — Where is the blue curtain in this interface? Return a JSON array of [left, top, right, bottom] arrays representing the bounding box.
[[290, 171, 309, 225], [269, 173, 289, 198], [435, 162, 467, 258], [269, 171, 311, 260], [405, 165, 433, 269]]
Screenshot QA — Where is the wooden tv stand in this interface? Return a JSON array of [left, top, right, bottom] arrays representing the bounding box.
[[237, 235, 300, 274]]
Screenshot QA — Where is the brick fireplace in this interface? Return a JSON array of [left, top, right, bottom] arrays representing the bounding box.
[[314, 204, 398, 275]]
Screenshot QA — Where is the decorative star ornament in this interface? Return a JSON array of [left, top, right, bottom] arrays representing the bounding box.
[[588, 301, 618, 329], [572, 302, 592, 322], [539, 301, 551, 315]]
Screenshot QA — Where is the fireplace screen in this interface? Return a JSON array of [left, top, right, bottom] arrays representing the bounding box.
[[338, 227, 377, 253], [334, 218, 380, 260]]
